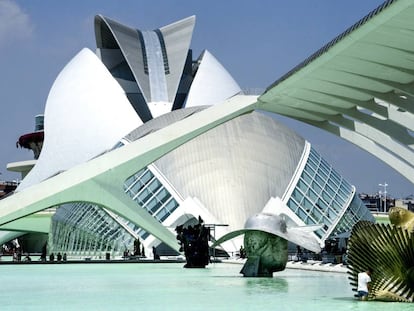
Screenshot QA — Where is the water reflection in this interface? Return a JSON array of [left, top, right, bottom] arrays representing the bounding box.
[[1, 263, 413, 310], [245, 277, 288, 293]]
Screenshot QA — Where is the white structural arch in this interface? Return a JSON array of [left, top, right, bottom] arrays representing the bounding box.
[[0, 95, 257, 250], [259, 0, 414, 185]]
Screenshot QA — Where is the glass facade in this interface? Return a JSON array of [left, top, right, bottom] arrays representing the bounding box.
[[329, 195, 374, 238], [123, 166, 180, 239], [49, 164, 180, 258], [49, 202, 135, 258], [286, 147, 374, 241]]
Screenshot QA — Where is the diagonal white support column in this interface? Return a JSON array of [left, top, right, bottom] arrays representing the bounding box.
[[0, 95, 257, 250]]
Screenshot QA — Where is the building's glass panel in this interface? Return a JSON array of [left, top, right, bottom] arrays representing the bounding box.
[[302, 170, 312, 184], [312, 207, 323, 222], [321, 190, 332, 203], [305, 214, 316, 225], [126, 169, 150, 197], [318, 166, 329, 181], [122, 166, 182, 239], [315, 174, 325, 187], [292, 188, 303, 204], [316, 198, 327, 210], [307, 187, 318, 203], [297, 179, 308, 192], [303, 197, 313, 211], [147, 178, 162, 193], [155, 198, 179, 222], [329, 200, 341, 215], [137, 188, 152, 204], [325, 184, 336, 198], [146, 197, 162, 214], [334, 194, 345, 206], [297, 208, 307, 221], [330, 196, 375, 238], [157, 188, 171, 204], [155, 205, 169, 222], [315, 229, 324, 238], [330, 171, 342, 188], [287, 200, 299, 213], [312, 180, 322, 194], [319, 159, 331, 175], [306, 158, 318, 172], [286, 147, 373, 243], [338, 188, 349, 201]]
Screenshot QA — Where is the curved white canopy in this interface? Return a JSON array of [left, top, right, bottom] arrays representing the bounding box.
[[258, 0, 414, 184]]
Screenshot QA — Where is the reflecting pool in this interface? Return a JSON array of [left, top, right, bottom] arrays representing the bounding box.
[[0, 262, 411, 310]]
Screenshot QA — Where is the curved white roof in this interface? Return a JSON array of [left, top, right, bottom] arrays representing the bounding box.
[[126, 107, 305, 231], [185, 50, 241, 108], [17, 48, 142, 190]]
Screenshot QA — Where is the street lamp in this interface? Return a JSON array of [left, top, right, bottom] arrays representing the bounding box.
[[379, 182, 388, 213], [378, 191, 382, 212]]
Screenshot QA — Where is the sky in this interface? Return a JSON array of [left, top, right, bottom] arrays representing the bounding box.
[[0, 0, 412, 198]]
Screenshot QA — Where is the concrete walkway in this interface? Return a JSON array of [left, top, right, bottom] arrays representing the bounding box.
[[221, 258, 347, 273]]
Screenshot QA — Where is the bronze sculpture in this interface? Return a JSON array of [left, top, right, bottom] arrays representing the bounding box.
[[213, 213, 321, 277], [347, 207, 414, 302]]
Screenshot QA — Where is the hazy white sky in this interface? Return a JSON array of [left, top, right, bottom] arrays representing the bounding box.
[[0, 0, 411, 197]]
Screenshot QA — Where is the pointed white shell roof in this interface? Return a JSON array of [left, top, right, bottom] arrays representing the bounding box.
[[17, 48, 142, 190]]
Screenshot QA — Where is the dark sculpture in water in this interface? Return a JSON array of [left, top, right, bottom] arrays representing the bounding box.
[[176, 217, 210, 268], [347, 207, 414, 302], [240, 230, 288, 277], [213, 213, 321, 277]]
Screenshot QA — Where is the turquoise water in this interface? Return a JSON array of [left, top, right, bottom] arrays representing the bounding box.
[[0, 262, 411, 310]]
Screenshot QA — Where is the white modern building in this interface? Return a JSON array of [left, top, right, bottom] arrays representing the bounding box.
[[6, 4, 411, 259]]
